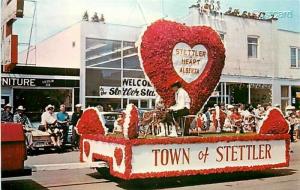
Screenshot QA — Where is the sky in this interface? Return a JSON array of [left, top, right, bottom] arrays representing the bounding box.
[[8, 0, 300, 51]]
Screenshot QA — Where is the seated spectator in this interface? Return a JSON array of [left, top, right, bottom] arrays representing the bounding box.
[[1, 104, 13, 122], [230, 107, 243, 133], [56, 104, 70, 147], [41, 105, 61, 147], [224, 7, 232, 15], [241, 11, 248, 18], [13, 105, 34, 150]]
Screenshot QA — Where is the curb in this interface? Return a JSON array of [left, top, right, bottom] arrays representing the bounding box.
[[27, 161, 107, 172]]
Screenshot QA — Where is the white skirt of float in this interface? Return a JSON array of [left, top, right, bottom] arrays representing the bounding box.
[[157, 123, 167, 137], [168, 124, 178, 137]]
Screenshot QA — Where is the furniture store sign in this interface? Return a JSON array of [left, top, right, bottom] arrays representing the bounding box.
[[99, 78, 156, 98], [1, 77, 78, 87]]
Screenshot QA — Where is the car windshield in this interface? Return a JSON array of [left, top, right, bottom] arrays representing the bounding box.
[[103, 113, 121, 122]]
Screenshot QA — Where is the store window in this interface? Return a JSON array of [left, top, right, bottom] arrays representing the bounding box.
[[14, 88, 73, 122], [87, 59, 121, 68], [86, 38, 122, 68], [290, 47, 300, 68], [281, 86, 290, 111], [140, 99, 149, 108], [86, 98, 121, 110], [250, 84, 272, 105], [86, 68, 121, 96], [248, 36, 258, 58], [123, 55, 141, 69], [123, 70, 145, 78], [123, 41, 137, 56], [129, 99, 139, 107]]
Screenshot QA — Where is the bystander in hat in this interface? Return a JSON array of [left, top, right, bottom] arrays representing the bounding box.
[[17, 105, 26, 111]]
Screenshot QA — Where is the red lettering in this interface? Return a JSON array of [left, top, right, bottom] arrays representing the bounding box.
[[252, 145, 258, 160], [161, 149, 169, 165], [152, 149, 160, 166], [224, 146, 230, 161], [231, 146, 238, 161], [216, 147, 223, 162], [182, 148, 190, 164], [259, 144, 264, 159], [239, 145, 245, 160], [266, 144, 271, 159], [170, 149, 181, 165], [246, 145, 252, 160]]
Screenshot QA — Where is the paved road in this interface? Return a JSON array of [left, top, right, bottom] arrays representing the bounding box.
[[2, 142, 300, 190]]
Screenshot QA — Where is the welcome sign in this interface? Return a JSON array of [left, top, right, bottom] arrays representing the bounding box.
[[99, 78, 156, 98]]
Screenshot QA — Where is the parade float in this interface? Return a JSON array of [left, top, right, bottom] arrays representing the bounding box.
[[79, 20, 290, 180]]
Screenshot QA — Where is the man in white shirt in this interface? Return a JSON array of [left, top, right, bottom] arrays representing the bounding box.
[[169, 81, 191, 119], [41, 104, 61, 147], [167, 82, 191, 136]]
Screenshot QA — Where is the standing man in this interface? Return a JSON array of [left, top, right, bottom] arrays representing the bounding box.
[[71, 104, 83, 150], [56, 104, 70, 148], [168, 81, 191, 136], [13, 105, 34, 150], [1, 104, 13, 122]]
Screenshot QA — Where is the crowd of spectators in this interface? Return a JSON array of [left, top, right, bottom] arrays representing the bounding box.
[[193, 103, 300, 142]]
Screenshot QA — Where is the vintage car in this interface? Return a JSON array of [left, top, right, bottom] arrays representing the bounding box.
[[29, 111, 121, 151], [101, 112, 122, 132]]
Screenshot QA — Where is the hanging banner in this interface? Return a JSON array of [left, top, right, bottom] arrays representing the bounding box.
[[99, 78, 156, 98]]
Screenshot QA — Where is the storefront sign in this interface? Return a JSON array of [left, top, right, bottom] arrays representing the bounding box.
[[1, 77, 36, 86], [99, 78, 156, 98], [1, 77, 79, 87], [131, 140, 286, 173], [172, 42, 208, 83]]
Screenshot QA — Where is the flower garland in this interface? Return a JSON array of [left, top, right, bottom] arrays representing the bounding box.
[[123, 104, 139, 139], [138, 19, 225, 114], [258, 107, 289, 134]]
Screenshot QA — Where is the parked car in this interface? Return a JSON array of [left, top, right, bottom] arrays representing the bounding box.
[[101, 112, 122, 132]]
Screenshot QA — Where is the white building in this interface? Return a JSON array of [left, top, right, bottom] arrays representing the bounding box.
[[17, 7, 300, 111]]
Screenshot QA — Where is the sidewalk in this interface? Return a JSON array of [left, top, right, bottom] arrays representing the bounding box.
[[25, 151, 80, 165]]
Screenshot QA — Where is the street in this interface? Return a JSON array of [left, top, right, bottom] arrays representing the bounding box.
[[1, 142, 300, 190]]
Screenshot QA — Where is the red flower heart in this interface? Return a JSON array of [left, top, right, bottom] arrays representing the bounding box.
[[139, 20, 225, 114], [259, 108, 289, 134], [77, 108, 106, 135], [84, 141, 90, 157], [114, 147, 123, 166]]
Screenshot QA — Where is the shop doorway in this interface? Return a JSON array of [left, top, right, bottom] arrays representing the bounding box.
[[1, 95, 10, 108]]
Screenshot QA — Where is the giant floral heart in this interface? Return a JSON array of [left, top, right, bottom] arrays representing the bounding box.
[[259, 108, 289, 134], [139, 20, 225, 114]]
